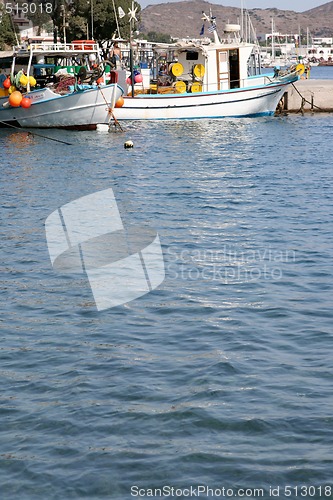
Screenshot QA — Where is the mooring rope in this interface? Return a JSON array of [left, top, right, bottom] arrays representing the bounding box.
[[98, 86, 124, 132], [0, 119, 72, 145], [291, 82, 326, 113]]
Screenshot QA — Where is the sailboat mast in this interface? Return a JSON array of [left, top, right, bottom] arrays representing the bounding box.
[[271, 18, 275, 60]]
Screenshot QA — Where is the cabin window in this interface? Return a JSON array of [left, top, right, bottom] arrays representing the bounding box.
[[219, 52, 228, 63], [186, 51, 199, 61]]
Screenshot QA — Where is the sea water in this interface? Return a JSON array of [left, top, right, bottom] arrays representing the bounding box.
[[1, 112, 333, 499]]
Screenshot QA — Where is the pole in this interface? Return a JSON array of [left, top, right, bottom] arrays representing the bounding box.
[[271, 18, 274, 61], [129, 43, 135, 97], [129, 18, 135, 97], [60, 4, 66, 44], [91, 0, 94, 39], [240, 0, 244, 41]]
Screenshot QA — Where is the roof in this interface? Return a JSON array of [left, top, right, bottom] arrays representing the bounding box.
[[0, 50, 15, 60]]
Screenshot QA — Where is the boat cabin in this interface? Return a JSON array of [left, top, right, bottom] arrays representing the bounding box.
[[131, 24, 260, 95]]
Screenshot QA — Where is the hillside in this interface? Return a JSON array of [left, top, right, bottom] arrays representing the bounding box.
[[139, 0, 333, 39]]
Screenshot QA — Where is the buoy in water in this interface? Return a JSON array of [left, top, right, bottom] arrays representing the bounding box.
[[124, 140, 134, 149]]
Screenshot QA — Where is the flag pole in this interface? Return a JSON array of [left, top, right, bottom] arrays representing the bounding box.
[[112, 0, 121, 38]]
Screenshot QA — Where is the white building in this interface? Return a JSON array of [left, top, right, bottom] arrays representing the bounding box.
[[312, 37, 333, 46]]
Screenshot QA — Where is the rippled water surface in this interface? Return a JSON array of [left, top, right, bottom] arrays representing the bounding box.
[[1, 114, 333, 499]]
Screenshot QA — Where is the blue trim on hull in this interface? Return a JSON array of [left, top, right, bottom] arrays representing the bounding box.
[[120, 111, 275, 121]]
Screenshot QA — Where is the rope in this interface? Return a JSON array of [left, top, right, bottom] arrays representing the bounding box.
[[54, 76, 76, 94], [0, 119, 72, 145], [291, 82, 325, 113], [98, 86, 124, 132]]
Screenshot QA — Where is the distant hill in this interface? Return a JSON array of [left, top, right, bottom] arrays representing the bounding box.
[[139, 0, 333, 39]]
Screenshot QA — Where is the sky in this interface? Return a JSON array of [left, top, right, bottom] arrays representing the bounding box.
[[140, 0, 329, 12]]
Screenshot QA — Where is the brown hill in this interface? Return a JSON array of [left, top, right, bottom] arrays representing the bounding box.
[[139, 0, 333, 39]]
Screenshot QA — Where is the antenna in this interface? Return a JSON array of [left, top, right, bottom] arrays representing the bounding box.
[[241, 0, 244, 41]]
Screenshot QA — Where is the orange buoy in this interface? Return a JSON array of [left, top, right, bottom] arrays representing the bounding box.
[[9, 91, 23, 107], [21, 97, 32, 108], [3, 78, 11, 89], [115, 96, 124, 108], [96, 77, 103, 85]]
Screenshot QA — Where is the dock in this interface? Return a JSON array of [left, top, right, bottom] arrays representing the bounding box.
[[279, 79, 333, 113]]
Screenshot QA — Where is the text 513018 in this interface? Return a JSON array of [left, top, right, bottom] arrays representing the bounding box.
[[5, 2, 53, 15]]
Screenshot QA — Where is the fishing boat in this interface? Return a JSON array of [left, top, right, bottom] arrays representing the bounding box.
[[0, 41, 124, 129], [113, 16, 302, 121]]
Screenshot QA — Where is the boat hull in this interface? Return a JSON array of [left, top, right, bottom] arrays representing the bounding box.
[[0, 84, 123, 129], [113, 80, 295, 120]]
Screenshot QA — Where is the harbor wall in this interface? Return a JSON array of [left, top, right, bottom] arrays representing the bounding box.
[[280, 79, 333, 113]]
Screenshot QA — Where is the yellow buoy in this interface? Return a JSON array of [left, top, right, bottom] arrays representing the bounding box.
[[295, 63, 305, 76], [191, 82, 202, 93], [193, 64, 205, 78], [20, 74, 29, 87], [29, 76, 37, 87], [8, 85, 16, 95], [174, 80, 186, 93], [170, 62, 184, 77]]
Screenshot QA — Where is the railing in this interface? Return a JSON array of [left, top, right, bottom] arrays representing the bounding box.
[[23, 42, 99, 53]]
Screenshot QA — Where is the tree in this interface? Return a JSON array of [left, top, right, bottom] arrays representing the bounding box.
[[0, 6, 18, 49], [26, 2, 53, 36], [53, 0, 141, 56], [145, 31, 172, 44]]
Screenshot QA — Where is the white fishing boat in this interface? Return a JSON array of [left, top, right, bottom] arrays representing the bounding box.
[[0, 41, 124, 129], [113, 17, 301, 121]]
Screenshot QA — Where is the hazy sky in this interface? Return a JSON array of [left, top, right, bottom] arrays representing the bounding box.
[[140, 0, 329, 12]]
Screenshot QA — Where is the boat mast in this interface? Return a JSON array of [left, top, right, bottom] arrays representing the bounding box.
[[91, 0, 94, 39], [241, 0, 244, 41], [271, 18, 275, 61]]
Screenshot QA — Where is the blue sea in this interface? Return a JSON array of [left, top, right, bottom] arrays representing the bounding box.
[[1, 108, 333, 497]]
